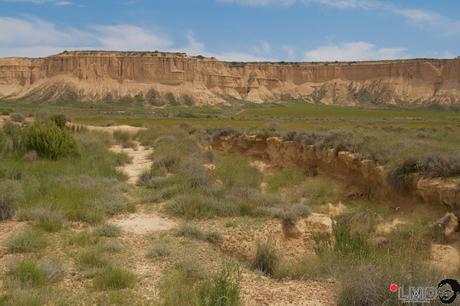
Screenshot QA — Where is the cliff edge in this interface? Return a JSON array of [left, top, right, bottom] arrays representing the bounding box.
[[0, 51, 459, 106]]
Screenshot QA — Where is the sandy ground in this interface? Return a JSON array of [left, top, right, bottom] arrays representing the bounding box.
[[110, 142, 153, 185]]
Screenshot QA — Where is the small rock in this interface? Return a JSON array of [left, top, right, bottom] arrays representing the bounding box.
[[435, 212, 459, 240]]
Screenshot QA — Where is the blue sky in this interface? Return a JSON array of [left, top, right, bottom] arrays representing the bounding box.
[[0, 0, 459, 61]]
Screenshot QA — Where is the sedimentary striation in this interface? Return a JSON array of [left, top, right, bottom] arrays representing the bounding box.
[[0, 51, 459, 106]]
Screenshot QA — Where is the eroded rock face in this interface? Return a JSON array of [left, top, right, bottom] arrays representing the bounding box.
[[1, 51, 459, 106], [212, 135, 460, 210]]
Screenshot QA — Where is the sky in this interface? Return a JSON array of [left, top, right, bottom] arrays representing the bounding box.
[[0, 0, 459, 61]]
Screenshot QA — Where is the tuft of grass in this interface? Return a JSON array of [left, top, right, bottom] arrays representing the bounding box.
[[99, 241, 123, 253], [252, 241, 280, 276], [93, 267, 136, 290], [147, 242, 171, 259], [93, 224, 121, 237], [0, 179, 23, 221], [176, 224, 205, 240], [214, 156, 262, 189], [77, 249, 110, 270], [197, 263, 241, 306], [66, 230, 99, 247], [18, 208, 66, 232], [266, 170, 305, 192], [113, 130, 135, 148], [176, 224, 224, 245], [205, 231, 224, 245], [6, 229, 47, 253], [6, 259, 47, 288], [159, 261, 241, 306], [6, 259, 62, 288]]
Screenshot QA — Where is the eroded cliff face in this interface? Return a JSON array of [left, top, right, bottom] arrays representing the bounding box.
[[0, 51, 459, 106], [212, 135, 460, 211]]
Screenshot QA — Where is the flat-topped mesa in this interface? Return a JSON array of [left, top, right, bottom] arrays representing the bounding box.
[[0, 50, 459, 106]]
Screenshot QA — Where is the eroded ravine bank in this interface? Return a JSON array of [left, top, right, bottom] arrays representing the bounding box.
[[212, 135, 460, 211]]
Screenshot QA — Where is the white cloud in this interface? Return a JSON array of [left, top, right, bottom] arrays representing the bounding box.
[[0, 16, 172, 57], [303, 41, 407, 61], [218, 0, 460, 35], [183, 31, 205, 54], [91, 25, 172, 51], [0, 16, 274, 61]]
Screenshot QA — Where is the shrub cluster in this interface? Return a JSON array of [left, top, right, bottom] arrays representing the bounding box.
[[24, 122, 80, 160]]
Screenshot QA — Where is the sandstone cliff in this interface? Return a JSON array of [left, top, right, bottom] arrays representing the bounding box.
[[0, 51, 459, 106]]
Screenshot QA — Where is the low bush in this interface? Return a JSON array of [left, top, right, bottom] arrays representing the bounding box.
[[24, 122, 80, 160], [113, 130, 134, 148], [10, 113, 24, 123], [49, 114, 68, 129], [158, 262, 241, 306], [18, 208, 66, 232], [38, 259, 64, 283], [214, 156, 262, 189], [176, 224, 224, 245], [252, 241, 280, 276], [93, 267, 136, 290], [197, 263, 241, 306], [386, 158, 420, 192], [147, 242, 171, 259], [205, 231, 224, 245], [0, 179, 23, 221], [93, 224, 121, 237], [77, 250, 110, 269], [99, 241, 123, 253], [176, 224, 205, 240], [6, 229, 47, 253], [6, 259, 48, 288]]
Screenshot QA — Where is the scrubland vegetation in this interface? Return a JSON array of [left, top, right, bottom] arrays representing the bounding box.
[[0, 101, 458, 305]]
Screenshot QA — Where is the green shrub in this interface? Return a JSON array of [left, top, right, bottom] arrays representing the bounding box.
[[252, 241, 280, 276], [49, 114, 68, 129], [93, 224, 121, 237], [99, 241, 123, 253], [19, 208, 66, 232], [24, 122, 79, 160], [214, 156, 262, 189], [147, 242, 171, 259], [146, 89, 164, 106], [10, 113, 24, 123], [197, 263, 241, 306], [205, 231, 224, 245], [176, 224, 205, 240], [93, 267, 136, 290], [77, 250, 110, 269], [7, 259, 48, 288], [159, 262, 241, 306], [387, 158, 421, 192], [6, 229, 47, 253], [168, 193, 236, 219], [0, 179, 23, 220], [38, 259, 64, 283], [164, 92, 178, 106], [113, 130, 133, 148], [66, 230, 99, 247]]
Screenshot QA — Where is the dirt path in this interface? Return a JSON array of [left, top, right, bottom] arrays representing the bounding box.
[[99, 125, 336, 304], [110, 142, 153, 185]]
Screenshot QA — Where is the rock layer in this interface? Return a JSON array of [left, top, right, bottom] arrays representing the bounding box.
[[0, 51, 459, 105]]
